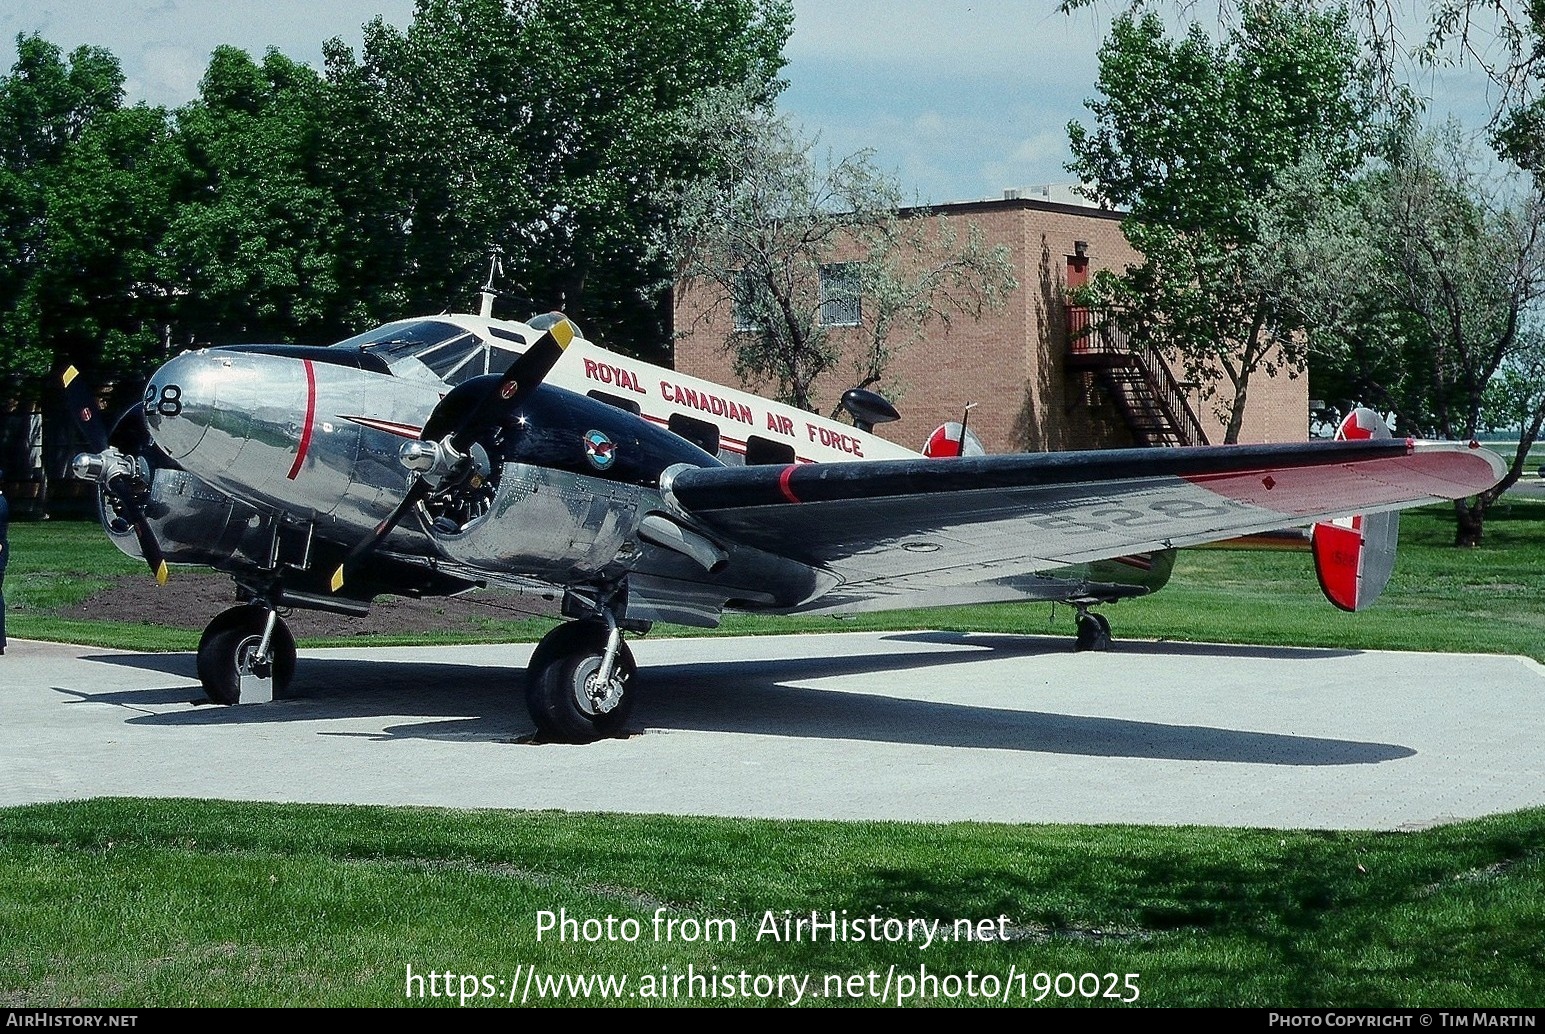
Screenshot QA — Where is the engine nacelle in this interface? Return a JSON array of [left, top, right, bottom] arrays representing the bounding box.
[[428, 462, 648, 582]]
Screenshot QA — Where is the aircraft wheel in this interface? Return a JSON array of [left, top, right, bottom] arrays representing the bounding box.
[[196, 606, 296, 704], [1074, 611, 1112, 652], [525, 623, 636, 742]]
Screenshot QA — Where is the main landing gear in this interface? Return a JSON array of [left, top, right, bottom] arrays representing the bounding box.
[[196, 604, 296, 704], [526, 605, 639, 743], [1074, 605, 1112, 652]]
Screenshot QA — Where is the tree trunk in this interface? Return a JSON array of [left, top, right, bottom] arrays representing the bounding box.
[[1223, 381, 1248, 445], [1453, 497, 1487, 547]]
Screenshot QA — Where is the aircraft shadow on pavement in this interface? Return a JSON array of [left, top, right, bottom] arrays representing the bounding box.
[[70, 659, 523, 741], [638, 659, 1409, 765], [74, 642, 1416, 765], [85, 652, 201, 678]]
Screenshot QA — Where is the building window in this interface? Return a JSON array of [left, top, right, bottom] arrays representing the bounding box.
[[732, 268, 761, 331], [819, 263, 861, 326]]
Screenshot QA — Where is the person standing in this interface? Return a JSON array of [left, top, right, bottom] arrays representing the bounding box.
[[0, 470, 8, 655]]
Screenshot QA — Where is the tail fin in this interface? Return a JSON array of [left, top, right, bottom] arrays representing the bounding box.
[[922, 421, 985, 457], [1311, 409, 1398, 611]]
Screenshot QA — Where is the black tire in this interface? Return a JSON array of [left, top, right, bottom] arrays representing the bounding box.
[[526, 620, 606, 681], [525, 623, 637, 742], [195, 606, 296, 704], [1074, 611, 1112, 652]]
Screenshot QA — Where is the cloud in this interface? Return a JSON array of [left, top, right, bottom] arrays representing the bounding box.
[[0, 0, 416, 107], [137, 42, 205, 105]]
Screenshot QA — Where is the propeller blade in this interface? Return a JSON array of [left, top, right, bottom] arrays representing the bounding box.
[[330, 315, 577, 593], [448, 315, 576, 452], [61, 365, 110, 453], [103, 471, 169, 585], [329, 475, 435, 593]]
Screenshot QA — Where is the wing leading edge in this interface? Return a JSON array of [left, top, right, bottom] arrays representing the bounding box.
[[663, 439, 1506, 610]]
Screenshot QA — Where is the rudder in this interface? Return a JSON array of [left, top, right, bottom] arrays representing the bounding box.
[[1311, 409, 1399, 612]]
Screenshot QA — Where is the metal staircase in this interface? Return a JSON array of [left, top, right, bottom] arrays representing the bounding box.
[[1065, 306, 1210, 447]]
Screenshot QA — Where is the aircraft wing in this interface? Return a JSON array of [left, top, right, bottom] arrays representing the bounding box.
[[664, 438, 1506, 610]]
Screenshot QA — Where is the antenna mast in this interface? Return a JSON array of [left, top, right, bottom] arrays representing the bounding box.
[[478, 244, 505, 318]]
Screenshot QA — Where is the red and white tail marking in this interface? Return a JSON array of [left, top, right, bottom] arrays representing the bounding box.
[[1311, 409, 1399, 612], [922, 421, 985, 458]]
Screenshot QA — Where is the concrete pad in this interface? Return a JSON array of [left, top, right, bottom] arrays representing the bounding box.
[[1, 631, 1542, 829]]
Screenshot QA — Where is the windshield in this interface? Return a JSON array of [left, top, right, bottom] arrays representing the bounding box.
[[332, 319, 527, 386]]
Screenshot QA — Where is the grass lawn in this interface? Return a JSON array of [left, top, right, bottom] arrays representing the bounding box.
[[3, 798, 1544, 1007]]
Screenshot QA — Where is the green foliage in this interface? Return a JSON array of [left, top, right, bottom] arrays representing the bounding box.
[[1306, 124, 1545, 541], [0, 34, 144, 387], [322, 0, 793, 358], [1481, 336, 1545, 435], [165, 47, 350, 345], [1320, 126, 1545, 441], [1067, 1, 1376, 442], [0, 1, 793, 399]]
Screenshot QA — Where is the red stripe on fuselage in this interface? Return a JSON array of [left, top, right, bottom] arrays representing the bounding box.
[[340, 415, 424, 439], [778, 465, 801, 504], [287, 359, 317, 480]]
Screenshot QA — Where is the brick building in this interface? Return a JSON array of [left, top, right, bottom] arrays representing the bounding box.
[[672, 192, 1307, 455]]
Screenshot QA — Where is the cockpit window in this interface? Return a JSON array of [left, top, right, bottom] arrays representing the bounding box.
[[333, 319, 526, 386], [332, 319, 466, 357]]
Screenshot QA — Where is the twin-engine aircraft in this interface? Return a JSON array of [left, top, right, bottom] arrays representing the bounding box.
[[65, 308, 1507, 742]]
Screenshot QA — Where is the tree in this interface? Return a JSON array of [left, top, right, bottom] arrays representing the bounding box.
[[0, 34, 133, 387], [0, 35, 189, 506], [321, 0, 793, 358], [165, 46, 350, 346], [669, 94, 1016, 413], [1310, 125, 1545, 544], [1066, 1, 1377, 443], [1480, 342, 1545, 438]]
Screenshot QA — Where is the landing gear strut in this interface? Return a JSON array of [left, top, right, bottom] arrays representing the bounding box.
[[1074, 606, 1112, 652], [196, 604, 296, 704], [526, 606, 638, 743]]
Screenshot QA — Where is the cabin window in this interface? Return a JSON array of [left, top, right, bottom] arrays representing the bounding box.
[[819, 263, 861, 327], [668, 413, 720, 455], [745, 435, 797, 466], [587, 390, 642, 415]]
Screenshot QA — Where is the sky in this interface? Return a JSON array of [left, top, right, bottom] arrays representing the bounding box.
[[0, 0, 1511, 205]]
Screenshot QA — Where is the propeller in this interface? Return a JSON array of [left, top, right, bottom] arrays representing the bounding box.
[[62, 365, 170, 585], [61, 364, 110, 453], [328, 315, 578, 592]]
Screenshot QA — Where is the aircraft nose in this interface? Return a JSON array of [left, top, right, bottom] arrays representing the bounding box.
[[143, 349, 252, 467]]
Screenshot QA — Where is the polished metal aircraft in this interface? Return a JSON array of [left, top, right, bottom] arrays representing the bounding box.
[[66, 308, 1507, 741]]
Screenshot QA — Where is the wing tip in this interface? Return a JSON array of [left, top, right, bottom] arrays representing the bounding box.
[[1409, 440, 1510, 495]]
